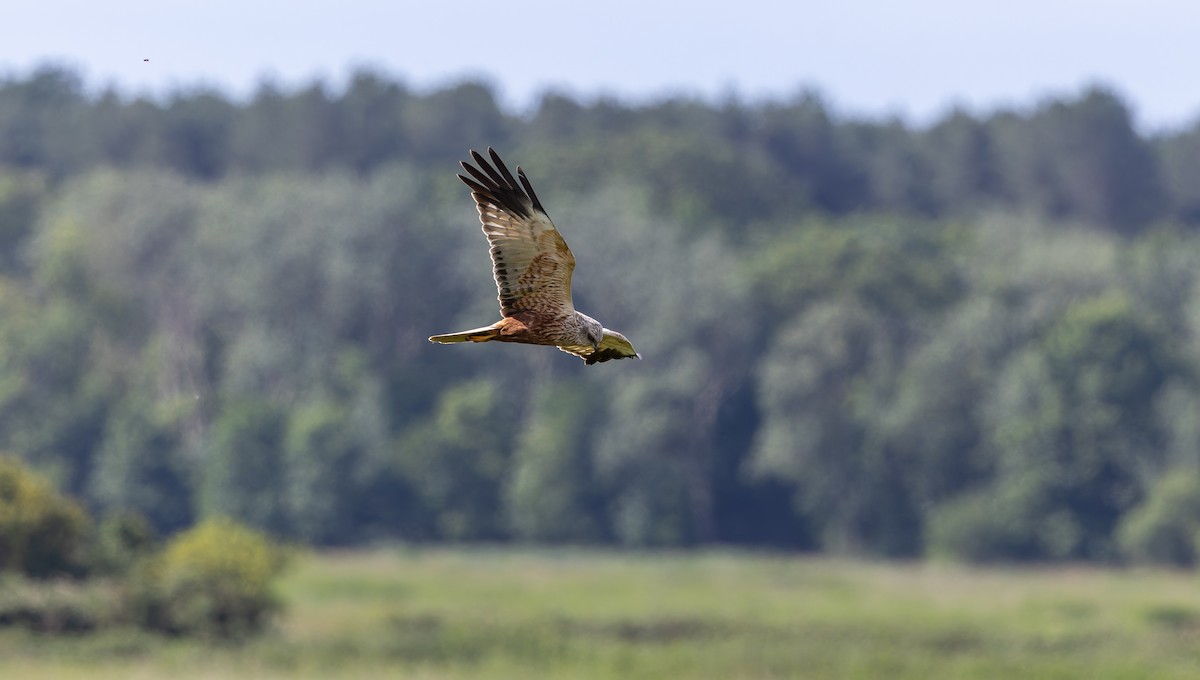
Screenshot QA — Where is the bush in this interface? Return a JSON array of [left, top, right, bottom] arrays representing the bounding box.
[[92, 510, 157, 576], [0, 455, 90, 577], [1117, 471, 1200, 567], [142, 517, 286, 637]]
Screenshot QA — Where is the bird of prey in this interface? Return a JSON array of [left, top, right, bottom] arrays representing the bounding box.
[[429, 148, 640, 365]]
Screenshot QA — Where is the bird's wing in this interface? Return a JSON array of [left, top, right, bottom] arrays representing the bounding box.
[[458, 148, 576, 319], [557, 329, 641, 365]]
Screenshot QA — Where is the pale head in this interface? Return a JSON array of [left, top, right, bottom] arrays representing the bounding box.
[[577, 312, 604, 351]]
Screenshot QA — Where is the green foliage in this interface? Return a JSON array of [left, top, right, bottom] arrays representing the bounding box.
[[926, 488, 1048, 563], [0, 170, 44, 273], [0, 66, 1187, 228], [594, 351, 722, 547], [979, 294, 1176, 560], [1117, 471, 1200, 567], [91, 509, 157, 576], [0, 455, 89, 577], [200, 399, 288, 535], [881, 298, 1007, 508], [396, 379, 518, 541], [2, 66, 1200, 562], [1157, 127, 1200, 223], [90, 394, 194, 535], [747, 218, 965, 325], [0, 292, 111, 496], [142, 517, 286, 637], [988, 88, 1161, 231], [283, 391, 387, 545], [505, 380, 606, 542], [752, 299, 916, 555]]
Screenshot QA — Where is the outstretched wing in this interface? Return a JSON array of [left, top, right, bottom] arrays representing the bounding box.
[[558, 329, 641, 365], [458, 148, 575, 319]]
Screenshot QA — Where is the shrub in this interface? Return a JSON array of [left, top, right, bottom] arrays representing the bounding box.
[[0, 455, 89, 577], [92, 509, 158, 576], [1117, 471, 1200, 567], [142, 517, 287, 637]]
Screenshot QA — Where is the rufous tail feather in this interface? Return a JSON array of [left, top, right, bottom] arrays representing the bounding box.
[[428, 325, 501, 344]]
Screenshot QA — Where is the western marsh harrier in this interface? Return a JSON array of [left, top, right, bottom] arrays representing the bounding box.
[[429, 148, 640, 365]]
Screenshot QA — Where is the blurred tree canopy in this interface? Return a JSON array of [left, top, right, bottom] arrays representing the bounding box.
[[1, 65, 1200, 561]]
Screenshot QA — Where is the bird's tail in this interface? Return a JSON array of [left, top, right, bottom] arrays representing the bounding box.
[[428, 325, 502, 344]]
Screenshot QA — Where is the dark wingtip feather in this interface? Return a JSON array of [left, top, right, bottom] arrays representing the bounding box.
[[516, 167, 545, 213], [460, 159, 490, 186], [457, 174, 489, 194], [488, 148, 522, 190], [459, 148, 548, 220]]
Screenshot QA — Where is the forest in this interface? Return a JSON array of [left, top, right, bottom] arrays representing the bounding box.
[[3, 64, 1200, 565]]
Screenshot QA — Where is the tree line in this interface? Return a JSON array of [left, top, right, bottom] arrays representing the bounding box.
[[2, 65, 1200, 563], [6, 65, 1200, 233]]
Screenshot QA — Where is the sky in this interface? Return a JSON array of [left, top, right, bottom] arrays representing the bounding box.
[[4, 0, 1197, 130]]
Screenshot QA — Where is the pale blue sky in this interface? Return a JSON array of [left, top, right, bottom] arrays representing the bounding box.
[[4, 0, 1196, 129]]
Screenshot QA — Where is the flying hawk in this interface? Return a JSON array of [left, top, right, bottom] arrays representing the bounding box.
[[429, 148, 640, 365]]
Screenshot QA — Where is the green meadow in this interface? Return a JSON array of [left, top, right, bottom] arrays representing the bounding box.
[[4, 549, 1200, 679]]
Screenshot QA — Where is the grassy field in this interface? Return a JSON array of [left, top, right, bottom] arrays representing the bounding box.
[[3, 549, 1200, 679]]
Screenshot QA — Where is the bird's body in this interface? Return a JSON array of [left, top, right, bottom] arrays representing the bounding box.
[[429, 149, 639, 365]]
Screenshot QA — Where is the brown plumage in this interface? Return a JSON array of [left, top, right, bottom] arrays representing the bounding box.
[[429, 148, 640, 365]]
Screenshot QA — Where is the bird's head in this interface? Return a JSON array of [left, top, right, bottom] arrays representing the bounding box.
[[582, 315, 604, 352]]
